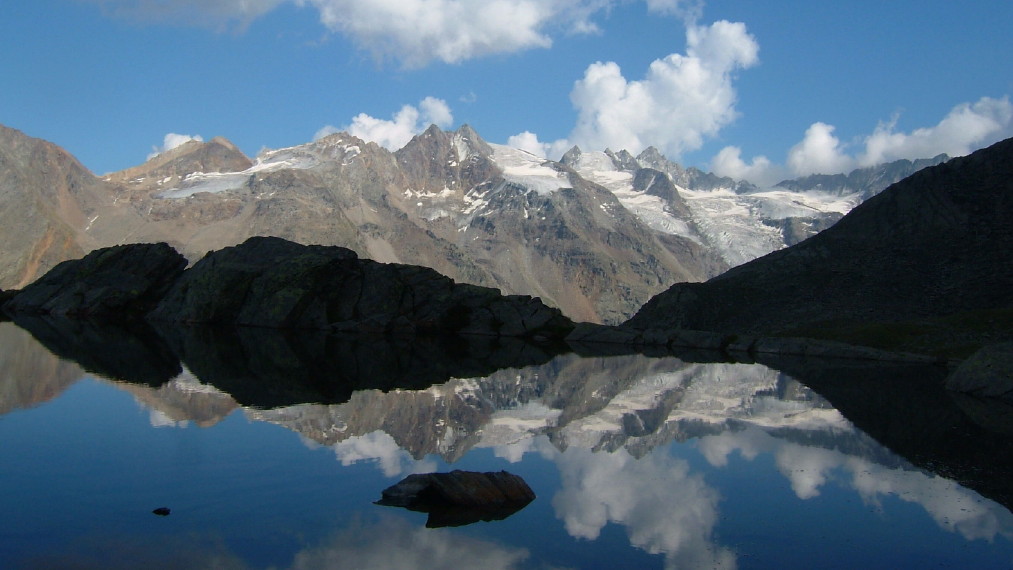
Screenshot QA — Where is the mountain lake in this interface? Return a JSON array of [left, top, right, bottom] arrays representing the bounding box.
[[1, 321, 1011, 569]]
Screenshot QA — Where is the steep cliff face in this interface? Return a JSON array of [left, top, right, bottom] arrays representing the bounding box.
[[0, 126, 95, 287], [627, 138, 1013, 336]]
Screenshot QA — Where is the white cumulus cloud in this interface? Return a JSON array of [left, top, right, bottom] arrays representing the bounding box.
[[859, 96, 1013, 166], [515, 17, 759, 161], [147, 132, 204, 160], [298, 0, 615, 67], [315, 96, 454, 151], [786, 122, 855, 177], [713, 96, 1013, 185], [506, 131, 572, 159], [568, 20, 758, 157], [710, 146, 782, 187]]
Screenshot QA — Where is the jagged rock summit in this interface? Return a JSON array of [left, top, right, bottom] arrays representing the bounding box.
[[626, 137, 1013, 341]]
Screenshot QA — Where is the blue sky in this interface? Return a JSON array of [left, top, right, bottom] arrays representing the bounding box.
[[2, 0, 1011, 184]]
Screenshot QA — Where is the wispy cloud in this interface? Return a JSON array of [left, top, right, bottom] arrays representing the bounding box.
[[80, 0, 286, 31]]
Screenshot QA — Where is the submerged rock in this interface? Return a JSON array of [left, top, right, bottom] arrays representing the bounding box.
[[376, 470, 536, 528], [2, 243, 186, 319]]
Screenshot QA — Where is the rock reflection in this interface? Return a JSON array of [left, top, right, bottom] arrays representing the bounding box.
[[119, 369, 240, 429], [13, 316, 180, 386], [0, 322, 83, 413]]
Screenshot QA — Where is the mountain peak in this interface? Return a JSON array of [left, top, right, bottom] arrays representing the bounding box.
[[421, 123, 444, 138], [107, 136, 252, 187], [453, 124, 493, 159], [560, 145, 583, 167]]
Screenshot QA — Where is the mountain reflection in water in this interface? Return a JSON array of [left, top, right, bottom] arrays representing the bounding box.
[[1, 319, 1012, 569]]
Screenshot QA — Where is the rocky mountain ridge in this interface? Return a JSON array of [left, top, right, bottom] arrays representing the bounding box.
[[0, 123, 947, 324]]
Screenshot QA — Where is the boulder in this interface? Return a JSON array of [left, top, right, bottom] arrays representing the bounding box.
[[376, 470, 535, 528], [945, 342, 1013, 401], [2, 243, 186, 319], [150, 236, 575, 338]]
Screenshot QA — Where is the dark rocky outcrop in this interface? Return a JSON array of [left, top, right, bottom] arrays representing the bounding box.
[[0, 289, 13, 320], [2, 243, 187, 319], [945, 342, 1013, 401], [376, 470, 535, 527], [627, 138, 1013, 348], [2, 236, 575, 340], [150, 236, 575, 338]]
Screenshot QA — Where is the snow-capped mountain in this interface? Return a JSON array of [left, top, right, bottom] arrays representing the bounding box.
[[563, 146, 858, 267], [0, 123, 944, 323]]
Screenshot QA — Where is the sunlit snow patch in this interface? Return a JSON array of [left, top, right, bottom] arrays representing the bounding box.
[[157, 136, 361, 199], [490, 144, 570, 195], [570, 150, 699, 240]]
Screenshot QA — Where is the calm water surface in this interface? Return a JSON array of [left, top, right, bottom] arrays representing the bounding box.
[[0, 322, 1011, 569]]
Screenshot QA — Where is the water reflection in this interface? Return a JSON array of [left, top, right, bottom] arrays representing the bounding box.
[[700, 426, 1013, 542], [288, 516, 531, 570], [17, 514, 531, 570], [548, 442, 734, 569], [2, 319, 1012, 568], [0, 322, 82, 413]]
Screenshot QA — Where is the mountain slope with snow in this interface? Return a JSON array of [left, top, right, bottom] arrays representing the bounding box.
[[0, 122, 947, 323]]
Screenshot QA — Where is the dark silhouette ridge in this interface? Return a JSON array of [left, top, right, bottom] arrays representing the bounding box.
[[626, 138, 1013, 348]]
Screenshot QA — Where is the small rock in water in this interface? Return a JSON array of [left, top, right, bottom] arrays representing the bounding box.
[[376, 470, 535, 528], [152, 507, 171, 516]]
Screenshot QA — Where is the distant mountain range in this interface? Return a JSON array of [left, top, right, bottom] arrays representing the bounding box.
[[0, 123, 947, 324]]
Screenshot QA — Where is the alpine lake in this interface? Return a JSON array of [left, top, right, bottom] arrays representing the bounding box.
[[1, 318, 1012, 569]]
